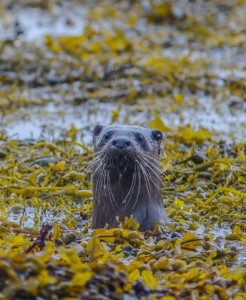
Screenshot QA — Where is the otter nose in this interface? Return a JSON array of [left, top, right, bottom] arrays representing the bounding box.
[[112, 138, 131, 149]]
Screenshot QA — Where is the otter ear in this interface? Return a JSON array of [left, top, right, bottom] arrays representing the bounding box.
[[93, 125, 103, 136], [152, 130, 163, 141]]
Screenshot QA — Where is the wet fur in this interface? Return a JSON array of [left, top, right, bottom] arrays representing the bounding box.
[[91, 125, 168, 231]]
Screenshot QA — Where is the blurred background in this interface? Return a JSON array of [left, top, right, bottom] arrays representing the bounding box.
[[0, 0, 245, 144]]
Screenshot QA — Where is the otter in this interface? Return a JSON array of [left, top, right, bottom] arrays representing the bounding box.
[[90, 124, 168, 231]]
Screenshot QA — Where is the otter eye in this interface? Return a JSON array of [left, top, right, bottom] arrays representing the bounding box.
[[136, 133, 144, 142], [152, 130, 163, 141], [104, 132, 111, 140]]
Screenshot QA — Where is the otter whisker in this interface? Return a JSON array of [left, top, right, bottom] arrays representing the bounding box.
[[106, 169, 119, 211], [131, 165, 141, 212], [87, 151, 111, 174], [77, 152, 94, 163], [142, 154, 175, 183], [94, 168, 104, 205], [129, 152, 163, 192], [121, 153, 131, 176], [104, 170, 116, 212], [87, 153, 107, 169], [78, 157, 101, 173], [139, 155, 161, 174], [165, 168, 177, 180], [100, 156, 113, 199], [122, 172, 136, 204], [140, 155, 173, 184], [139, 162, 163, 192], [122, 163, 137, 208], [144, 161, 172, 186], [137, 155, 160, 179], [141, 153, 160, 164], [74, 148, 108, 170], [122, 164, 138, 210], [88, 159, 105, 176], [103, 167, 108, 198], [138, 163, 151, 201], [140, 155, 162, 174], [161, 170, 173, 186], [93, 156, 110, 205]]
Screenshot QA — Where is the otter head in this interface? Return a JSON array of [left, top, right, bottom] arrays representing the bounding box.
[[93, 124, 163, 172]]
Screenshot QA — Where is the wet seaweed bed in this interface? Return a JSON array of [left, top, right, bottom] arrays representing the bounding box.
[[0, 0, 245, 299]]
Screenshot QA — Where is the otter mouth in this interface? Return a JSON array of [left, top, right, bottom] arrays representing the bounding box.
[[108, 149, 135, 173], [112, 153, 129, 169]]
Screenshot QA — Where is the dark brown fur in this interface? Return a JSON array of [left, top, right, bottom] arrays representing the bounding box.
[[91, 125, 168, 231]]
